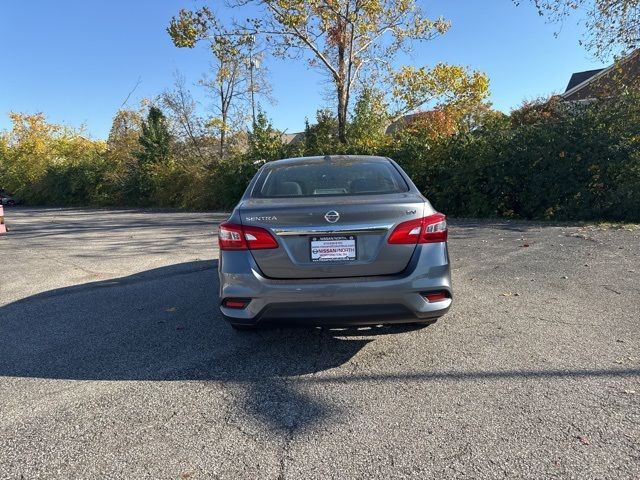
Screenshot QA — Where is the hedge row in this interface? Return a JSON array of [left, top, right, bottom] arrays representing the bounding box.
[[2, 95, 639, 221]]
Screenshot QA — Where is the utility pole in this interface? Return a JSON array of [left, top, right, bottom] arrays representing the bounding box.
[[248, 35, 257, 129]]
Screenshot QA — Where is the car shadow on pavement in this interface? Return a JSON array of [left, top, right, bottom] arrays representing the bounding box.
[[0, 260, 424, 432], [4, 260, 638, 433]]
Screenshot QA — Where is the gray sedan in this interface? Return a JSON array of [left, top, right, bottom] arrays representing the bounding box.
[[218, 155, 452, 330]]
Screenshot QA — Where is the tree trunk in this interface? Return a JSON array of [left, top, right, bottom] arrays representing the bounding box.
[[337, 81, 348, 144], [220, 82, 226, 159], [336, 15, 348, 144], [220, 116, 226, 158]]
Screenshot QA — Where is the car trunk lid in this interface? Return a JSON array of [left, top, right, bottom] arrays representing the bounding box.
[[239, 193, 425, 279]]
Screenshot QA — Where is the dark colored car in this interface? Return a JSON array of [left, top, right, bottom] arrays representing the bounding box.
[[0, 189, 20, 206]]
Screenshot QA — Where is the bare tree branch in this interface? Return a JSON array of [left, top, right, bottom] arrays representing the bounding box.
[[120, 76, 142, 108]]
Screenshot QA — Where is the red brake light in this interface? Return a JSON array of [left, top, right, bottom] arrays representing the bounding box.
[[222, 298, 250, 309], [242, 225, 279, 249], [424, 291, 449, 302], [218, 222, 278, 250], [388, 213, 448, 245], [387, 218, 423, 244]]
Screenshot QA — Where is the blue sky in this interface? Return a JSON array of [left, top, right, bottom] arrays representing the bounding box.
[[0, 0, 613, 139]]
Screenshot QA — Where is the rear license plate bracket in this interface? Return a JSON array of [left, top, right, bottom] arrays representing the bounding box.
[[310, 235, 357, 262]]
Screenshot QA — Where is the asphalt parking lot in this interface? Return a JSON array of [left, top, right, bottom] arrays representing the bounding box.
[[1, 208, 639, 479]]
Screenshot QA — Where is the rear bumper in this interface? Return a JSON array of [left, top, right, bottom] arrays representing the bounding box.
[[218, 243, 452, 327], [240, 302, 450, 327]]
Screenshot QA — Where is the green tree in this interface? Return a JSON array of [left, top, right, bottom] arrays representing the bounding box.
[[247, 111, 284, 161], [138, 106, 171, 165], [133, 107, 172, 205], [346, 88, 390, 153], [304, 109, 340, 155]]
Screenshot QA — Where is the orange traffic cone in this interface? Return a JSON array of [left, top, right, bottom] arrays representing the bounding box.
[[0, 205, 7, 234]]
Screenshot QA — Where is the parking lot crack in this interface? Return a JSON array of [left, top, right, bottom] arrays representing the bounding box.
[[277, 425, 295, 480], [311, 329, 325, 376]]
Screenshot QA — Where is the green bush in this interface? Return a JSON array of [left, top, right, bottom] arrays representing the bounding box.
[[389, 95, 640, 221], [1, 95, 639, 221], [38, 156, 110, 206]]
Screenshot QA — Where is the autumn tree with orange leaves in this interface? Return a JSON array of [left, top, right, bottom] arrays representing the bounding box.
[[168, 1, 489, 144]]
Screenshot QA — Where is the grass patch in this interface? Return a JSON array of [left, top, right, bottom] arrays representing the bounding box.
[[591, 222, 640, 231]]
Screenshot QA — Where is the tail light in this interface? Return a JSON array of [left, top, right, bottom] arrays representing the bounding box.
[[388, 213, 447, 244], [424, 291, 450, 302], [222, 298, 250, 309], [218, 222, 278, 250]]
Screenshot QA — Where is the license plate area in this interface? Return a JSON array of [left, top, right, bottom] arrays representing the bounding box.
[[310, 235, 357, 262]]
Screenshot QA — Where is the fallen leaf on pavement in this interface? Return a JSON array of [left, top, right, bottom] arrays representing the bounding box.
[[577, 436, 591, 445]]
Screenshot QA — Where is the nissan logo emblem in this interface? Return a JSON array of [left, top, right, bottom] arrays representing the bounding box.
[[324, 211, 340, 223]]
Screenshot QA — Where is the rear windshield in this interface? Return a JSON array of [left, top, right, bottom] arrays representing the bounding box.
[[253, 159, 409, 198]]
